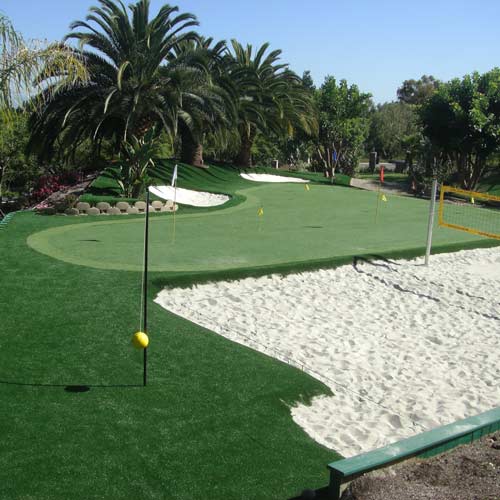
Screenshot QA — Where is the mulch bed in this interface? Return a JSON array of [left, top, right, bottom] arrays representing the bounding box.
[[341, 433, 500, 500]]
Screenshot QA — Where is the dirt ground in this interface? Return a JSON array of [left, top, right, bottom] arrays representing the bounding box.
[[341, 433, 500, 500]]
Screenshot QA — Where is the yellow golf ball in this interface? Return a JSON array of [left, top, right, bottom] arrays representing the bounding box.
[[132, 331, 149, 349]]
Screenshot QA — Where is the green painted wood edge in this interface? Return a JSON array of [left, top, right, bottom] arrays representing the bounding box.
[[327, 407, 500, 498], [418, 418, 500, 459]]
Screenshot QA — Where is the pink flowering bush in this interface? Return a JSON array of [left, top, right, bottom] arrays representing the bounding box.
[[31, 171, 80, 202]]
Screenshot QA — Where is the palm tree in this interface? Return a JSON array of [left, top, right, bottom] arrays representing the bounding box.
[[1, 13, 88, 114], [227, 41, 316, 168], [29, 0, 200, 159], [0, 13, 88, 202], [171, 37, 236, 167]]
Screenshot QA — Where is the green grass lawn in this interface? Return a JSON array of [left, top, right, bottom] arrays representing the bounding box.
[[477, 170, 500, 197], [357, 173, 408, 182], [2, 164, 499, 500]]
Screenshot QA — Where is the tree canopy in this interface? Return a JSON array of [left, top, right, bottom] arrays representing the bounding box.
[[0, 13, 88, 115], [0, 12, 89, 202], [367, 102, 419, 160], [397, 75, 439, 105], [227, 40, 316, 167], [171, 36, 236, 167], [420, 69, 500, 189], [2, 0, 500, 203], [316, 76, 372, 176], [28, 0, 200, 159]]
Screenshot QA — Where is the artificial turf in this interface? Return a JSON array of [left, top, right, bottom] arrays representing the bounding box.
[[29, 170, 496, 274], [2, 163, 499, 500], [80, 161, 351, 207], [0, 212, 336, 500]]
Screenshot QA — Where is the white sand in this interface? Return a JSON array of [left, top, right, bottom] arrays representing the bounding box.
[[240, 173, 309, 183], [149, 186, 230, 207], [154, 247, 500, 457]]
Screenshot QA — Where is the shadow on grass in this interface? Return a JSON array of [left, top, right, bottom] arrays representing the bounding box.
[[0, 380, 142, 390]]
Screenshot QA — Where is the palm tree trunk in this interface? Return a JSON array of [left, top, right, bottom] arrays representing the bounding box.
[[132, 114, 155, 139], [181, 141, 204, 167], [180, 127, 204, 167], [235, 129, 255, 168]]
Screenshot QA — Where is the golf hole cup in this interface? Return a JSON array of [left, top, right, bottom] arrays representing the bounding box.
[[132, 331, 149, 349]]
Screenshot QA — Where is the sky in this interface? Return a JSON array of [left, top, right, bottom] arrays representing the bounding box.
[[2, 0, 500, 103]]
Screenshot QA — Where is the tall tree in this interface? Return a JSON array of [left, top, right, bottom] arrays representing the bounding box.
[[397, 75, 439, 105], [316, 76, 372, 177], [0, 13, 88, 114], [28, 0, 199, 160], [0, 111, 39, 198], [367, 102, 419, 159], [171, 37, 235, 167], [301, 70, 315, 91], [420, 69, 500, 189], [228, 41, 316, 168], [0, 13, 87, 201]]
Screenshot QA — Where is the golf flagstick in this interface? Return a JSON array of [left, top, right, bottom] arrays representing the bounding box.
[[172, 164, 178, 243], [375, 184, 381, 224], [375, 166, 384, 224], [141, 187, 150, 387], [172, 180, 177, 243]]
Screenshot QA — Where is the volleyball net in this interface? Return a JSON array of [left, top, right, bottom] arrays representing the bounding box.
[[438, 185, 500, 240]]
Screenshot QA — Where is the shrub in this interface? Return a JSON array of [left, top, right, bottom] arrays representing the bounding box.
[[31, 171, 81, 202], [54, 193, 78, 213]]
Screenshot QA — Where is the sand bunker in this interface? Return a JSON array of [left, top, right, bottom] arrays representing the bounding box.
[[240, 173, 308, 183], [155, 247, 500, 457], [149, 186, 230, 207]]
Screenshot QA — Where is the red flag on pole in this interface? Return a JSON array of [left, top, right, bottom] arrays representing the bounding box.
[[379, 166, 384, 183]]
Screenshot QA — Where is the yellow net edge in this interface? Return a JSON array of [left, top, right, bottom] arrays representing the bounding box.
[[441, 185, 500, 203], [438, 184, 500, 240]]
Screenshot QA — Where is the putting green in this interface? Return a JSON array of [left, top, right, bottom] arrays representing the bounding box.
[[28, 183, 490, 272]]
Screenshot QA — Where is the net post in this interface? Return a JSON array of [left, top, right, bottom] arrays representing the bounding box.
[[425, 178, 438, 266]]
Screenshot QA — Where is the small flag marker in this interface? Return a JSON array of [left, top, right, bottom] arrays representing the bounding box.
[[471, 197, 475, 204], [381, 194, 387, 202], [257, 207, 264, 217], [304, 184, 310, 191], [171, 164, 178, 187]]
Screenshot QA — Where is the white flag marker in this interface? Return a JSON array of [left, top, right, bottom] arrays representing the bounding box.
[[171, 164, 178, 187]]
